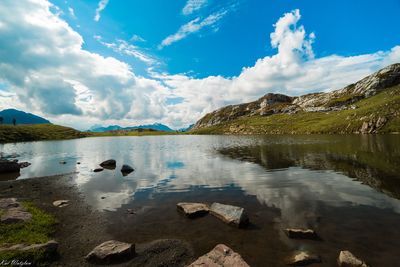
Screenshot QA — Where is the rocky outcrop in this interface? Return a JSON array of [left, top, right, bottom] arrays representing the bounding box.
[[338, 251, 369, 267], [359, 116, 388, 134], [0, 159, 20, 173], [188, 244, 250, 267], [210, 203, 249, 227], [192, 63, 400, 131], [177, 202, 209, 218], [0, 198, 32, 224], [0, 240, 58, 255], [85, 240, 135, 264]]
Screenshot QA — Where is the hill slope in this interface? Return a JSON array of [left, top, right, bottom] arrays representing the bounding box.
[[192, 64, 400, 134], [89, 123, 174, 132], [0, 109, 50, 124], [0, 124, 85, 143]]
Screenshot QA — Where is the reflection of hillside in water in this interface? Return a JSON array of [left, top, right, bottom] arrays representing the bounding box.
[[218, 135, 400, 200]]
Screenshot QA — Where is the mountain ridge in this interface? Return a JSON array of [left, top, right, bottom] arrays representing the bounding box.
[[88, 123, 174, 132], [192, 63, 400, 134], [0, 109, 50, 125]]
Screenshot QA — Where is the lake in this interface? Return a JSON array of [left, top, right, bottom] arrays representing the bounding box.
[[1, 135, 400, 266]]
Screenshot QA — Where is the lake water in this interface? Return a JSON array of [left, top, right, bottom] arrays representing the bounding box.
[[1, 135, 400, 266]]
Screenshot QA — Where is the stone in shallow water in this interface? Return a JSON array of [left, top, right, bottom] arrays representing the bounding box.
[[100, 159, 116, 169], [210, 203, 249, 227], [287, 251, 321, 266], [1, 207, 32, 224], [284, 228, 319, 240], [177, 202, 209, 218], [53, 200, 70, 208], [93, 168, 103, 172], [121, 164, 134, 175], [338, 250, 369, 267], [188, 244, 250, 267], [85, 240, 135, 264]]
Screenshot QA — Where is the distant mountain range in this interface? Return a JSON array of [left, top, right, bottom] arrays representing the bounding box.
[[88, 123, 175, 132], [0, 109, 50, 124]]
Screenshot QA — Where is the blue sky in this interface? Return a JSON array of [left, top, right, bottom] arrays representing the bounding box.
[[0, 0, 399, 129]]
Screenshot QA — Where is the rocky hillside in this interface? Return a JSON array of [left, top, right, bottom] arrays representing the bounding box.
[[192, 64, 400, 134]]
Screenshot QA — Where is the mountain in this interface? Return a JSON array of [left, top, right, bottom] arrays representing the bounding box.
[[0, 109, 50, 125], [89, 123, 174, 132], [192, 63, 400, 134]]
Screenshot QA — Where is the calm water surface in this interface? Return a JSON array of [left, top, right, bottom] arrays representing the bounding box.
[[1, 135, 400, 266]]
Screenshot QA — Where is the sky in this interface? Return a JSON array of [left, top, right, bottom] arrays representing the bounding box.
[[0, 0, 399, 130]]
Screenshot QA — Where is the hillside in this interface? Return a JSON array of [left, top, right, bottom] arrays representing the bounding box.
[[192, 64, 400, 134], [0, 109, 50, 124], [89, 123, 174, 132], [0, 124, 85, 143]]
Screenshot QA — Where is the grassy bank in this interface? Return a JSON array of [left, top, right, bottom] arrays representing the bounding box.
[[0, 202, 57, 264], [86, 129, 183, 137], [192, 85, 400, 134], [0, 124, 85, 143]]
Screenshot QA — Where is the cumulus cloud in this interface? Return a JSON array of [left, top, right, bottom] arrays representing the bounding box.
[[159, 9, 228, 49], [68, 7, 76, 19], [0, 3, 399, 130], [182, 0, 208, 15], [94, 0, 109, 22]]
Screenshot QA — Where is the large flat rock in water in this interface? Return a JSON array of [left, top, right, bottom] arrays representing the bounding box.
[[210, 203, 249, 227], [85, 240, 134, 264], [177, 202, 209, 218], [287, 251, 321, 266], [188, 244, 250, 267], [338, 251, 369, 267], [284, 228, 319, 240]]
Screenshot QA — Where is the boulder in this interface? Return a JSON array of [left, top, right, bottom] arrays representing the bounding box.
[[53, 200, 70, 208], [59, 161, 67, 164], [93, 168, 104, 172], [121, 164, 134, 175], [287, 251, 321, 266], [1, 207, 32, 224], [100, 159, 116, 169], [284, 228, 319, 240], [338, 251, 369, 267], [177, 203, 209, 218], [188, 244, 249, 267], [0, 240, 58, 255], [0, 159, 20, 173], [210, 203, 249, 227], [85, 240, 135, 264]]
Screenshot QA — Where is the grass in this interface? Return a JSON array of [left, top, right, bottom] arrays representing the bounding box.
[[0, 124, 85, 143], [191, 85, 400, 135], [0, 202, 58, 265]]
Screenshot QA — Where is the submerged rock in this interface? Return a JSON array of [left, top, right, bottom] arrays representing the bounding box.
[[210, 203, 249, 227], [338, 250, 369, 267], [93, 168, 104, 172], [287, 251, 321, 266], [121, 164, 134, 175], [188, 244, 250, 267], [53, 200, 70, 208], [177, 202, 209, 218], [59, 161, 67, 164], [0, 159, 20, 173], [18, 162, 31, 169], [100, 159, 116, 169], [85, 240, 134, 264], [284, 228, 319, 240]]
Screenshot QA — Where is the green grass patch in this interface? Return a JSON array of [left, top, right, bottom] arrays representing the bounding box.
[[0, 124, 85, 143], [0, 202, 57, 265]]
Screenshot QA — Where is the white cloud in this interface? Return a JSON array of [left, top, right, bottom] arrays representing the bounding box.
[[0, 3, 399, 130], [182, 0, 208, 15], [95, 36, 156, 65], [159, 9, 228, 49], [68, 7, 76, 18], [94, 0, 109, 22]]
